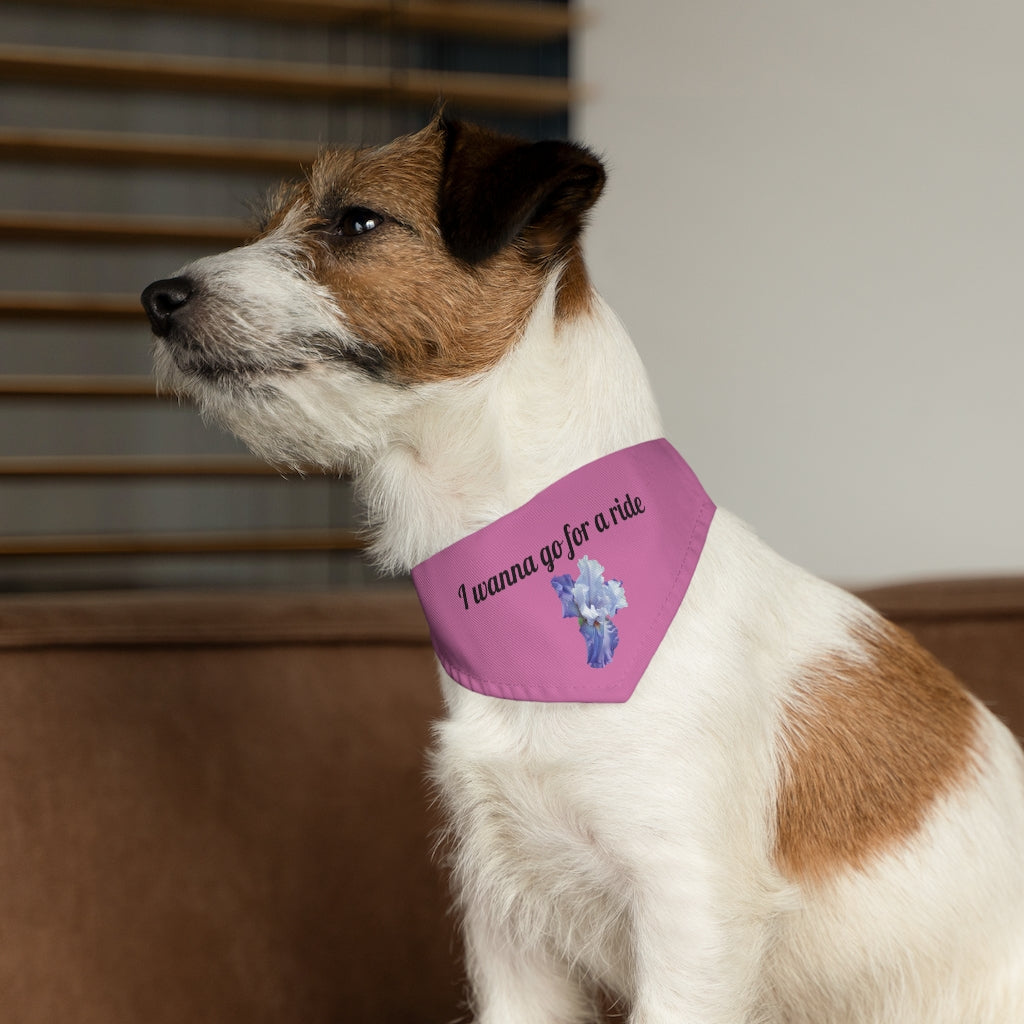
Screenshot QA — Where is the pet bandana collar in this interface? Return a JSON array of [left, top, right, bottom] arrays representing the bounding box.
[[411, 439, 715, 703]]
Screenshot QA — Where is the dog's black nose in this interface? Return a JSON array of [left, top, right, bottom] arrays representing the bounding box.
[[141, 277, 193, 337]]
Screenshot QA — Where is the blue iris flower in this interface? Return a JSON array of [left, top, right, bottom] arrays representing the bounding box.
[[551, 556, 628, 668]]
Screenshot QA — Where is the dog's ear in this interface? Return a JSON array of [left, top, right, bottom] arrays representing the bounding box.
[[438, 118, 606, 266]]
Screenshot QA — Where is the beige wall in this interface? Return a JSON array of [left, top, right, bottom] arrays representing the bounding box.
[[576, 0, 1024, 585]]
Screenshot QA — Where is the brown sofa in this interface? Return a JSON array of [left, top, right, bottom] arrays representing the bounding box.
[[0, 579, 1021, 1023]]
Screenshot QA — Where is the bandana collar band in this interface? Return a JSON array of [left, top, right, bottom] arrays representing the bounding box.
[[411, 439, 716, 703]]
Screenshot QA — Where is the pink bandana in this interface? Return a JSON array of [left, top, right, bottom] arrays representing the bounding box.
[[411, 439, 715, 703]]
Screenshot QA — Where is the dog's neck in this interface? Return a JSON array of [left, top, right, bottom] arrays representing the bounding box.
[[358, 278, 665, 574]]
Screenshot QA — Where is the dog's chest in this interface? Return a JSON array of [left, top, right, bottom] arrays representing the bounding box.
[[434, 713, 632, 981]]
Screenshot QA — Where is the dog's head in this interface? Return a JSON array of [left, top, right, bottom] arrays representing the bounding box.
[[141, 118, 606, 470]]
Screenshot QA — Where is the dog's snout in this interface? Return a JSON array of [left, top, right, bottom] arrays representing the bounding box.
[[141, 276, 193, 337]]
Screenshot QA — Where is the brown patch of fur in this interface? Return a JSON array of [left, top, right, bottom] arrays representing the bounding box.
[[554, 242, 595, 322], [265, 123, 552, 384], [775, 618, 979, 884]]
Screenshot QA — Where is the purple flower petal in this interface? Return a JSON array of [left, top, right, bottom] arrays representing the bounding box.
[[581, 617, 619, 668], [551, 574, 579, 618], [553, 556, 627, 668]]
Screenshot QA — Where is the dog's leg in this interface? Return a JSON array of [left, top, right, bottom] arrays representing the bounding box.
[[624, 866, 777, 1024], [463, 902, 597, 1024]]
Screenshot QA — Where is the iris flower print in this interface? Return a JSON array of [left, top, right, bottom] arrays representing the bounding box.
[[551, 556, 628, 668]]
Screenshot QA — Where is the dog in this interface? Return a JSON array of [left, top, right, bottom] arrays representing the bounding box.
[[142, 117, 1024, 1023]]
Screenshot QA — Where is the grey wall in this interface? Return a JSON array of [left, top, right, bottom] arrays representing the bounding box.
[[577, 0, 1024, 585]]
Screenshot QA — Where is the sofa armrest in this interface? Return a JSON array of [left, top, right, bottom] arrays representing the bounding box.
[[859, 576, 1024, 738], [0, 587, 460, 1024]]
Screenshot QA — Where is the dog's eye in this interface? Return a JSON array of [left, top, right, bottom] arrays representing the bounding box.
[[332, 207, 386, 238]]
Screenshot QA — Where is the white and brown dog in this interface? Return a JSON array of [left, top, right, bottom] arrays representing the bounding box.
[[142, 118, 1024, 1023]]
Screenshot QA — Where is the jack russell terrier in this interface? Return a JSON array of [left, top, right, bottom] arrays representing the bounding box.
[[142, 117, 1024, 1023]]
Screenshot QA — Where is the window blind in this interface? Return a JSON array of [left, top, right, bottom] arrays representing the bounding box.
[[0, 0, 574, 591]]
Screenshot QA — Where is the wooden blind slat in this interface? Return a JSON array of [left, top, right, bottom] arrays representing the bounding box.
[[0, 211, 250, 247], [0, 528, 363, 556], [0, 456, 289, 477], [0, 293, 144, 321], [0, 374, 155, 397], [0, 128, 318, 174], [14, 0, 575, 41], [384, 0, 575, 40], [0, 44, 575, 114]]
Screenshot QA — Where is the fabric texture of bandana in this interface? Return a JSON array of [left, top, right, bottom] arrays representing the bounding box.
[[410, 439, 715, 703]]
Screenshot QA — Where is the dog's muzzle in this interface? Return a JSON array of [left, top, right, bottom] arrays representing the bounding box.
[[141, 277, 194, 338]]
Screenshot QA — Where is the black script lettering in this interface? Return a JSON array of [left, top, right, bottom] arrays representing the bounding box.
[[610, 495, 645, 524], [463, 555, 540, 609], [594, 511, 610, 533], [623, 493, 644, 517], [562, 520, 591, 561], [540, 540, 563, 573]]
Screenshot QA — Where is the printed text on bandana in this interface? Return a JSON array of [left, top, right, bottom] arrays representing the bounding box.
[[457, 493, 646, 610]]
